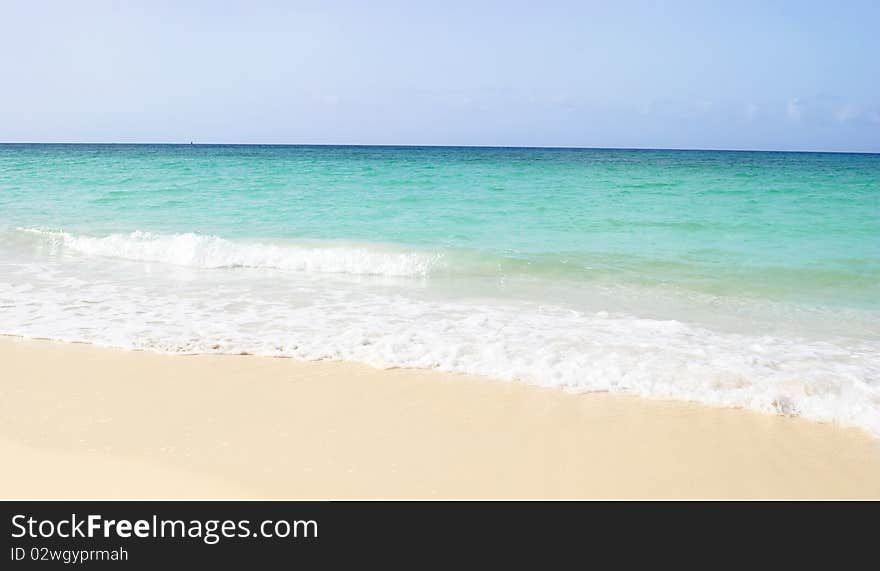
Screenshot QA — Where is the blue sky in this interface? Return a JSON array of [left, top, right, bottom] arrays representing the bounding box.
[[1, 0, 878, 151]]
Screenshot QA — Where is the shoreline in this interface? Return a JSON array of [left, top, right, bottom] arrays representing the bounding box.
[[2, 336, 879, 499]]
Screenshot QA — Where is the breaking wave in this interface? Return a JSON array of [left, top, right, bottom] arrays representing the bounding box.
[[19, 229, 443, 277]]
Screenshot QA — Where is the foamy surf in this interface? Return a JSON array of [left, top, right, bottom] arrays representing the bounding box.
[[2, 233, 879, 437]]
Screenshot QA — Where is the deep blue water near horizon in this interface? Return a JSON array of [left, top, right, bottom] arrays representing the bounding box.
[[1, 143, 879, 434]]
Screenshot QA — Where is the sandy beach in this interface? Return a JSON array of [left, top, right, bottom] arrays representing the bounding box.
[[1, 336, 879, 499]]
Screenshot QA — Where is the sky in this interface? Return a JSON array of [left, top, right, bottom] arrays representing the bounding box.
[[1, 0, 878, 151]]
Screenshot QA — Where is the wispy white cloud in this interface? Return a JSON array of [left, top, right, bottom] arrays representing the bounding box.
[[786, 98, 805, 122], [834, 103, 861, 122], [744, 102, 758, 121]]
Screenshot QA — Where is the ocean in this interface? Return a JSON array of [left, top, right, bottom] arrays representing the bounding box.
[[1, 144, 878, 434]]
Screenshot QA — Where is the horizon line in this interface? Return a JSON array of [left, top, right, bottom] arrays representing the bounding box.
[[1, 141, 878, 155]]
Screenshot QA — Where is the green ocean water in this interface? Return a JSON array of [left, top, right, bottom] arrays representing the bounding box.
[[1, 144, 879, 434], [1, 144, 877, 308]]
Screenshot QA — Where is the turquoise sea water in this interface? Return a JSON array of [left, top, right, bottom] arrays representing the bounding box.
[[1, 144, 879, 433]]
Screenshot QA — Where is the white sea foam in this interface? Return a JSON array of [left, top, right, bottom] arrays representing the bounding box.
[[3, 229, 880, 437], [20, 229, 442, 277]]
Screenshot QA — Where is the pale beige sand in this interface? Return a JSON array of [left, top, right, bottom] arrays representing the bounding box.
[[1, 336, 879, 499]]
